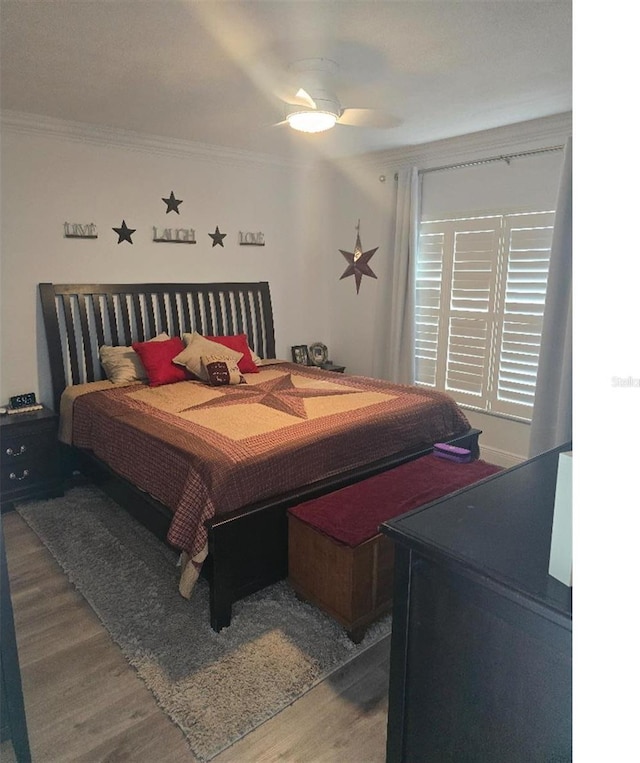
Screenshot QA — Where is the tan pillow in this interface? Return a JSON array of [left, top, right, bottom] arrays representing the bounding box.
[[172, 332, 243, 381], [100, 333, 170, 384], [203, 357, 245, 386]]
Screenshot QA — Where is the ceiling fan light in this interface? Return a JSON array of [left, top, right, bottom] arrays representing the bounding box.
[[286, 110, 337, 133]]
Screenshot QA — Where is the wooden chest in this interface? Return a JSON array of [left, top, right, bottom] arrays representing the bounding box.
[[287, 453, 503, 642], [288, 514, 394, 643]]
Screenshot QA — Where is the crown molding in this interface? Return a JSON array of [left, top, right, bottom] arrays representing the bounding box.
[[344, 112, 572, 173], [0, 110, 314, 170]]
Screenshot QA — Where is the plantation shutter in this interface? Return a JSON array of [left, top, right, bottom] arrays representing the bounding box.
[[415, 230, 444, 387], [445, 220, 500, 406], [492, 212, 555, 417], [416, 211, 554, 420]]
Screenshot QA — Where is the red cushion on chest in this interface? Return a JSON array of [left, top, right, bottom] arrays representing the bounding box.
[[288, 455, 502, 547]]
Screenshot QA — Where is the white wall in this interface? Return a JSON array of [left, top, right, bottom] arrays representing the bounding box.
[[1, 112, 571, 464], [0, 121, 326, 407], [316, 161, 396, 374]]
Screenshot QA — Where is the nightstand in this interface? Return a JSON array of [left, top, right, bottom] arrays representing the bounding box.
[[0, 406, 63, 512], [320, 362, 346, 373]]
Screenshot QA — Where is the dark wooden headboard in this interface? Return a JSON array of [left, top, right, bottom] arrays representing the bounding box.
[[39, 282, 276, 411]]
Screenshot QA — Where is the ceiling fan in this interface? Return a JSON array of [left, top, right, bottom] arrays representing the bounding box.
[[276, 58, 400, 134]]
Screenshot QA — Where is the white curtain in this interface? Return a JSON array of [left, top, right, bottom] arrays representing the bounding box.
[[381, 167, 419, 383], [529, 137, 572, 456]]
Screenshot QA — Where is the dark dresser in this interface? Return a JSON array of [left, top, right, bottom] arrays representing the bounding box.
[[381, 444, 572, 762]]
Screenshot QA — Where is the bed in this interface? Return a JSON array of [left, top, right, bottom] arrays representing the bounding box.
[[39, 281, 480, 630]]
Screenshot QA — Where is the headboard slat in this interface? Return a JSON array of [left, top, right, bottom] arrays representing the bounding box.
[[132, 294, 144, 340], [241, 290, 256, 353], [61, 294, 81, 386], [39, 282, 276, 411], [223, 292, 234, 335], [212, 291, 224, 336], [117, 293, 133, 346], [156, 294, 169, 334], [105, 295, 118, 345], [76, 295, 95, 383], [169, 294, 180, 335], [191, 293, 204, 335], [143, 293, 154, 336], [202, 293, 214, 335], [91, 294, 106, 348]]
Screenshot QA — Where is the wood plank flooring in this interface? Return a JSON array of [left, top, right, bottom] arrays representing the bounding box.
[[1, 510, 391, 762]]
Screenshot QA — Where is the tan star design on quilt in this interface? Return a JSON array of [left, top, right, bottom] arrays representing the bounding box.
[[182, 373, 357, 419]]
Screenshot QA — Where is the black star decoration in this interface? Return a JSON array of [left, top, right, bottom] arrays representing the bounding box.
[[112, 220, 136, 244], [339, 220, 378, 294], [162, 191, 183, 214], [208, 226, 227, 247], [182, 373, 357, 419]]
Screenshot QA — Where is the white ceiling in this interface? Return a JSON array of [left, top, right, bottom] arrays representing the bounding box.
[[0, 0, 572, 161]]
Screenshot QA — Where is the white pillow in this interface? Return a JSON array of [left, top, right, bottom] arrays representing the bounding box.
[[99, 333, 170, 384]]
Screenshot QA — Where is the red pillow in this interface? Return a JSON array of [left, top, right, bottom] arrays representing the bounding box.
[[205, 334, 259, 373], [132, 337, 190, 387]]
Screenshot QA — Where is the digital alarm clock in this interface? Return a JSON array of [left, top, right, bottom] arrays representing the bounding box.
[[9, 392, 37, 409]]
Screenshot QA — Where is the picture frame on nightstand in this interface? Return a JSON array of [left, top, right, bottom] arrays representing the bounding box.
[[291, 345, 310, 365], [308, 342, 329, 366]]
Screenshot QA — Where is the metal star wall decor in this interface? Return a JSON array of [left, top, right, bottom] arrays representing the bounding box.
[[112, 220, 136, 244], [339, 220, 378, 294], [208, 226, 227, 247], [162, 191, 183, 214]]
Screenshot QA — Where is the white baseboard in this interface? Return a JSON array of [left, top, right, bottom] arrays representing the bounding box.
[[479, 445, 526, 469]]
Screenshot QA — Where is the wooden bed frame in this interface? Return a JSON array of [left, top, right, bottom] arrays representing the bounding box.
[[39, 281, 480, 631]]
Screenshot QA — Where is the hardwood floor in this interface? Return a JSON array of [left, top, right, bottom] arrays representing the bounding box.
[[1, 510, 391, 762]]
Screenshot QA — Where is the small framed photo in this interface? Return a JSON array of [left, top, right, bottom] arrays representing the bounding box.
[[308, 342, 329, 366], [291, 345, 310, 365]]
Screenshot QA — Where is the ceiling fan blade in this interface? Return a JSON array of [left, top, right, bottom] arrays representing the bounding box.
[[338, 108, 402, 129], [274, 85, 318, 109], [294, 88, 317, 109]]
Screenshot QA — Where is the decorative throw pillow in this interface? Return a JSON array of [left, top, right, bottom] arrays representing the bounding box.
[[99, 333, 170, 384], [182, 332, 261, 372], [132, 336, 190, 387], [172, 332, 244, 381], [206, 334, 260, 373], [204, 358, 246, 387]]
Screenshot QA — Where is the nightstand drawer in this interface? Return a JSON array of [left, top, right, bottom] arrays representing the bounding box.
[[1, 431, 57, 469], [1, 458, 59, 494]]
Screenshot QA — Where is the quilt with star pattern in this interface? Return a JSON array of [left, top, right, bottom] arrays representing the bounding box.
[[67, 362, 470, 596]]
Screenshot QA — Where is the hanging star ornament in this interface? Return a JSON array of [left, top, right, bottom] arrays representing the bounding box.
[[162, 191, 183, 214], [112, 220, 136, 244], [208, 226, 227, 247], [339, 220, 378, 294]]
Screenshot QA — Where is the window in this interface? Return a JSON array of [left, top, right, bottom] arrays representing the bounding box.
[[415, 210, 555, 421]]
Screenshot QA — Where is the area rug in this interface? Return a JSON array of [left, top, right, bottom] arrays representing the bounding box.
[[17, 486, 390, 761]]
